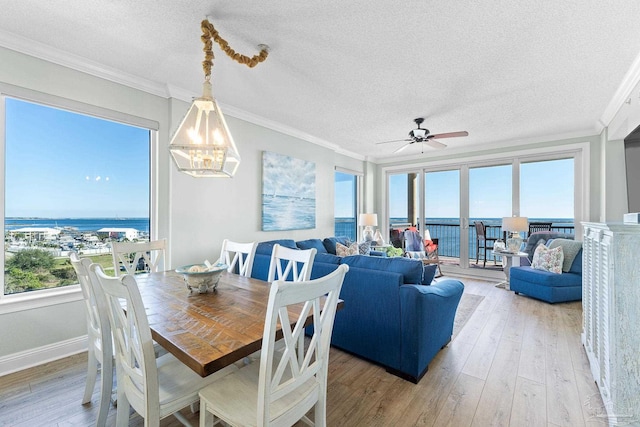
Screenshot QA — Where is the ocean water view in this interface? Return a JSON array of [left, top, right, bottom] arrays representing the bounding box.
[[5, 217, 150, 233], [335, 217, 575, 258]]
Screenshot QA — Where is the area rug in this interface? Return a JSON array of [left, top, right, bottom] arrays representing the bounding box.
[[452, 292, 484, 339]]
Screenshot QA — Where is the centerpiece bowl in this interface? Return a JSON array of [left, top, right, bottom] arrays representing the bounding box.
[[175, 263, 227, 293]]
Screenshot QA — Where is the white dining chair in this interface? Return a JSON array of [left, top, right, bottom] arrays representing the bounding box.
[[199, 264, 349, 427], [219, 239, 257, 277], [267, 244, 316, 283], [69, 252, 113, 427], [111, 238, 167, 276], [90, 263, 237, 427]]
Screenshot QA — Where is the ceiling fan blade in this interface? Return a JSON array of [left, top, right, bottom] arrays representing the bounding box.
[[425, 139, 447, 149], [429, 131, 469, 139], [393, 142, 412, 153], [376, 138, 411, 145]]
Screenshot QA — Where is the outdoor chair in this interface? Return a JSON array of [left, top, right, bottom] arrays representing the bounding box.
[[219, 239, 257, 277], [528, 222, 553, 237], [404, 230, 443, 278], [91, 263, 237, 426], [69, 253, 113, 427], [199, 264, 349, 427], [111, 238, 167, 276], [474, 221, 498, 267]]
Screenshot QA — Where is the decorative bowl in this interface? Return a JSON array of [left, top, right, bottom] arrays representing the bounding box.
[[175, 263, 228, 293]]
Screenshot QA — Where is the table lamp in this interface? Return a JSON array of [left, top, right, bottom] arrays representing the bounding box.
[[359, 213, 378, 242], [502, 216, 528, 252]]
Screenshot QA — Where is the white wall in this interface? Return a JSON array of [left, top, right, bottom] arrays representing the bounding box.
[[0, 47, 362, 366]]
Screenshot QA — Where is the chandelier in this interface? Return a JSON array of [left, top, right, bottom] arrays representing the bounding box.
[[169, 18, 269, 177]]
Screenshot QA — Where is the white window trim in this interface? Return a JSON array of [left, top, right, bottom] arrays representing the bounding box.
[[0, 84, 158, 313]]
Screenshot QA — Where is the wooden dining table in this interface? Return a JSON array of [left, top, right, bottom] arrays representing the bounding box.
[[135, 269, 342, 377]]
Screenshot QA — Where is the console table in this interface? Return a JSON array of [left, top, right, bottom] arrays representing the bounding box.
[[582, 222, 640, 425]]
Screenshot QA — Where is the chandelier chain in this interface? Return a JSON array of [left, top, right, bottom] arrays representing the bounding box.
[[201, 19, 269, 78]]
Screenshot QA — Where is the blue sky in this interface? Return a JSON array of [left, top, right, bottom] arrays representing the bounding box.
[[338, 159, 574, 220], [5, 98, 150, 218]]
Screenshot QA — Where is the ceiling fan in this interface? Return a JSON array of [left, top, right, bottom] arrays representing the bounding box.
[[376, 118, 469, 153]]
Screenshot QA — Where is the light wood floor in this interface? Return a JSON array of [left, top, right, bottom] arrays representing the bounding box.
[[0, 277, 607, 426]]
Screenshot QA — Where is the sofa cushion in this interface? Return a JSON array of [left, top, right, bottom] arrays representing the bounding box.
[[314, 253, 341, 265], [256, 239, 297, 255], [336, 242, 358, 256], [548, 238, 582, 272], [342, 255, 423, 284], [422, 264, 437, 285], [510, 266, 582, 287], [296, 238, 328, 253], [322, 236, 351, 255], [569, 248, 583, 275], [523, 231, 573, 261], [531, 245, 563, 274]]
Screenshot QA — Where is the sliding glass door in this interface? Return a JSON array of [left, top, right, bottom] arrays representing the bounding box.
[[385, 152, 578, 275]]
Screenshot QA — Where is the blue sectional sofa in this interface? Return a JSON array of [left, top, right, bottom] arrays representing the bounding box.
[[251, 237, 464, 383], [509, 233, 582, 303]]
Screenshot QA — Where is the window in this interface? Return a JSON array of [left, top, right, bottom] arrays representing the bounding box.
[[334, 171, 359, 241], [2, 96, 152, 297], [520, 158, 574, 228]]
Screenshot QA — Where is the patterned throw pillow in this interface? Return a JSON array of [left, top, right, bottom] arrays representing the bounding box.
[[531, 244, 564, 274], [548, 239, 582, 272], [336, 242, 358, 257], [358, 241, 371, 255]]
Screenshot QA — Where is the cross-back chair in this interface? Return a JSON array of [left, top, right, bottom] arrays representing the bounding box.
[[219, 239, 257, 277], [267, 244, 316, 283], [199, 264, 349, 427], [111, 238, 167, 276], [69, 252, 113, 427], [90, 264, 237, 426]]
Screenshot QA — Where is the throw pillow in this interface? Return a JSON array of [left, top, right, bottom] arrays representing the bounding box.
[[548, 238, 582, 272], [531, 244, 564, 274], [358, 241, 371, 255], [336, 242, 358, 257]]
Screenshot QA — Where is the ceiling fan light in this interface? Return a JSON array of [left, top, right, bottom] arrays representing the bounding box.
[[412, 128, 427, 139]]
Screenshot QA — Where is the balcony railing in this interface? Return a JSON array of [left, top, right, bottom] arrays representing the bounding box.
[[335, 217, 574, 259]]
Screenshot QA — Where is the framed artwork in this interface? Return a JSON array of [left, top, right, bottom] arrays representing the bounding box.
[[262, 151, 316, 231]]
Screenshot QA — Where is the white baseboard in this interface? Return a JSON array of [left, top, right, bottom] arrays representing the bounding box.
[[0, 336, 88, 377]]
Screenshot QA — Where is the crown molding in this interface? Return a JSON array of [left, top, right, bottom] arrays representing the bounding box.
[[371, 129, 597, 164], [0, 29, 365, 161], [600, 50, 640, 129], [219, 102, 365, 160], [0, 29, 170, 98]]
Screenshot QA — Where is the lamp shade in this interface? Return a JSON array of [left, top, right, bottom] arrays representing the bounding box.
[[169, 81, 240, 178], [502, 216, 528, 232], [359, 213, 378, 227]]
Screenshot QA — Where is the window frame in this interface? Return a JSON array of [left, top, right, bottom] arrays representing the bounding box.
[[334, 167, 362, 241], [0, 84, 159, 314]]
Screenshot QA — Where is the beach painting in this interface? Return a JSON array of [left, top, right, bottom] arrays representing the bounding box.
[[262, 151, 316, 231]]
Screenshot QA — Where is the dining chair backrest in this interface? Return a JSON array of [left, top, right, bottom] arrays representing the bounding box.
[[91, 263, 160, 423], [267, 244, 317, 283], [259, 263, 349, 425], [111, 238, 167, 276], [219, 239, 257, 277], [69, 253, 113, 427]]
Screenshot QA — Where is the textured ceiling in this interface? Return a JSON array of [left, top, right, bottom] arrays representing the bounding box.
[[1, 1, 640, 161]]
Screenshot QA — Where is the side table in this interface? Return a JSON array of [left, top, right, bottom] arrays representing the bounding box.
[[494, 251, 529, 289]]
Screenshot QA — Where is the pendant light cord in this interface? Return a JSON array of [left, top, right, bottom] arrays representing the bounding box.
[[201, 19, 269, 79]]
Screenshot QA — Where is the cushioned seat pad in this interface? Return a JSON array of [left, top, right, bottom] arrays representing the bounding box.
[[510, 266, 581, 287]]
